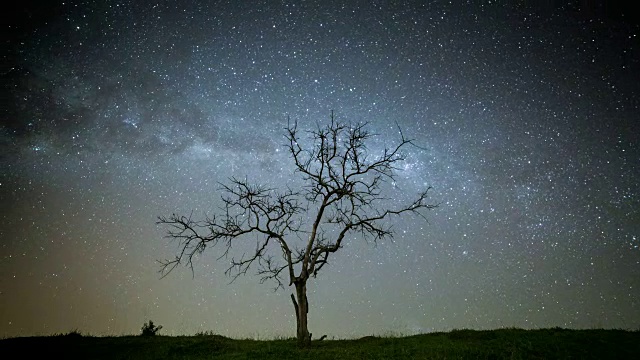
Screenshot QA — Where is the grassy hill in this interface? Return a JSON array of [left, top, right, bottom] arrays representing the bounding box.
[[2, 328, 639, 359]]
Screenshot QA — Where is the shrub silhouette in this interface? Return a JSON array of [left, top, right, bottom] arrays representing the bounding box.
[[141, 320, 162, 336]]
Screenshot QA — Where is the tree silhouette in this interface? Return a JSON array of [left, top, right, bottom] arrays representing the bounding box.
[[157, 111, 437, 346]]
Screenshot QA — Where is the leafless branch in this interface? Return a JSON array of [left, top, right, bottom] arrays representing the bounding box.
[[158, 111, 438, 288]]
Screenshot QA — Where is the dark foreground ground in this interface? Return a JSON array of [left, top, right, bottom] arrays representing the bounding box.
[[2, 328, 639, 359]]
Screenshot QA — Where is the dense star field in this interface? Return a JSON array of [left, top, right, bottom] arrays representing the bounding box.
[[2, 1, 639, 338]]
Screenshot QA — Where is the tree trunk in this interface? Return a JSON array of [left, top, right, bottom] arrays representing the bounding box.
[[291, 281, 311, 347]]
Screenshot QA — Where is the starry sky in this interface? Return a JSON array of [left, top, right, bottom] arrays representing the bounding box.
[[2, 0, 639, 338]]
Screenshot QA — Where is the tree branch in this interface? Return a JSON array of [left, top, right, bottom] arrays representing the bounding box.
[[158, 112, 438, 289]]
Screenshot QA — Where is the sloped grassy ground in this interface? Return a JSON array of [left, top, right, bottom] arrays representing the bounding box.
[[2, 328, 639, 359]]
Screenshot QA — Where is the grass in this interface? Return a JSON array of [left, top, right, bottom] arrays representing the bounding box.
[[1, 328, 639, 359]]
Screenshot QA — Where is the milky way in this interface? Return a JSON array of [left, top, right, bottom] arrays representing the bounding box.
[[2, 1, 639, 338]]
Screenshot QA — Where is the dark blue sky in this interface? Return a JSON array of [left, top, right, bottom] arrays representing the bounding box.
[[1, 0, 639, 337]]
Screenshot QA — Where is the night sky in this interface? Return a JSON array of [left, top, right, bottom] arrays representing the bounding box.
[[2, 0, 639, 338]]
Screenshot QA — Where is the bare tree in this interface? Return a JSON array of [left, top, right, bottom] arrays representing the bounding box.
[[157, 111, 437, 346]]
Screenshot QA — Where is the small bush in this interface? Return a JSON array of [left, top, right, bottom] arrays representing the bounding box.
[[141, 320, 162, 336], [66, 329, 83, 338], [195, 330, 216, 336], [56, 329, 82, 338]]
